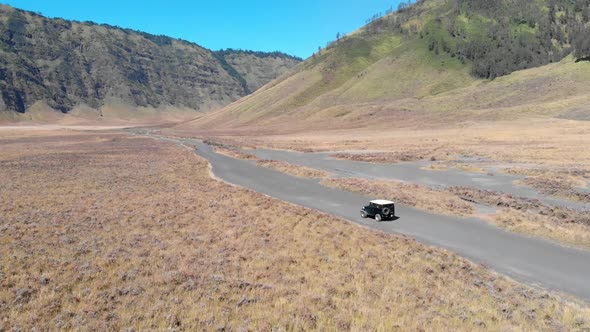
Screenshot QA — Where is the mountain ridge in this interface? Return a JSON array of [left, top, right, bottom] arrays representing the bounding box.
[[0, 4, 301, 119]]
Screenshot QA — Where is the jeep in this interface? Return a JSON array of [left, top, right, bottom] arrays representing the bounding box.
[[360, 200, 396, 221]]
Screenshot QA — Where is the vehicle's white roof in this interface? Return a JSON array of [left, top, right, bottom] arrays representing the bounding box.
[[370, 199, 395, 205]]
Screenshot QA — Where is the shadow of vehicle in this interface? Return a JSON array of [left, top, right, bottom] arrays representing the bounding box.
[[373, 215, 399, 222]]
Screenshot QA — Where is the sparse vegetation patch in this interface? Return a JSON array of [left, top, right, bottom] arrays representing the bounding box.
[[256, 159, 331, 179], [330, 150, 430, 164], [449, 186, 590, 248], [504, 168, 590, 203], [213, 146, 257, 160]]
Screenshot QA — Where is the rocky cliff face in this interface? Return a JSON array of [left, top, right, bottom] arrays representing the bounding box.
[[215, 50, 302, 93], [0, 5, 301, 116]]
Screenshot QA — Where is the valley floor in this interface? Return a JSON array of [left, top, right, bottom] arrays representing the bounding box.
[[174, 118, 590, 169], [1, 129, 590, 330], [167, 118, 590, 249]]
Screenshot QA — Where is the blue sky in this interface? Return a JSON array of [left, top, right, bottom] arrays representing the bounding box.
[[3, 0, 405, 59]]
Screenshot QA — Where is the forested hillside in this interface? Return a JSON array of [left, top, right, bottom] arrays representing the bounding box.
[[364, 0, 590, 78], [182, 0, 590, 132]]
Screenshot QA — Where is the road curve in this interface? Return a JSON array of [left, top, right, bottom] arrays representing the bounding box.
[[184, 139, 590, 301], [247, 147, 588, 210]]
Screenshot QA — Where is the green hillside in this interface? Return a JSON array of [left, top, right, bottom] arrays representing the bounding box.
[[182, 0, 590, 131]]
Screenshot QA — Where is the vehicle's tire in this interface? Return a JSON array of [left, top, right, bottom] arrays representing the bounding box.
[[360, 210, 368, 218], [382, 208, 390, 216], [375, 214, 382, 222]]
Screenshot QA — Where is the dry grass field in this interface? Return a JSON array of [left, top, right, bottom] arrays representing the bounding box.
[[491, 209, 590, 250], [182, 118, 590, 170], [449, 187, 590, 250], [330, 150, 441, 164], [170, 117, 590, 248], [2, 130, 590, 330], [505, 168, 590, 204]]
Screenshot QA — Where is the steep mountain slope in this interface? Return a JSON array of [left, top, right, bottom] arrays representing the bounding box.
[[0, 5, 300, 120], [214, 50, 302, 93], [181, 0, 590, 132]]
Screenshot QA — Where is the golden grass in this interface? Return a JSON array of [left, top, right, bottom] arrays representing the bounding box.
[[449, 187, 590, 250], [329, 150, 432, 164], [454, 164, 487, 174], [422, 163, 449, 171], [213, 146, 257, 160], [505, 168, 589, 187], [491, 209, 590, 250], [202, 138, 259, 160], [423, 162, 486, 174], [256, 160, 331, 179], [181, 118, 590, 170], [321, 178, 474, 217], [506, 168, 590, 203], [2, 131, 590, 330]]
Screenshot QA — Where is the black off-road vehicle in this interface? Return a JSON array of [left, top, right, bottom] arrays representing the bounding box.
[[360, 200, 396, 221]]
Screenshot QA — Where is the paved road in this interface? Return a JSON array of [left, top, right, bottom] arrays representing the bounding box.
[[183, 139, 590, 301], [248, 148, 589, 210]]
